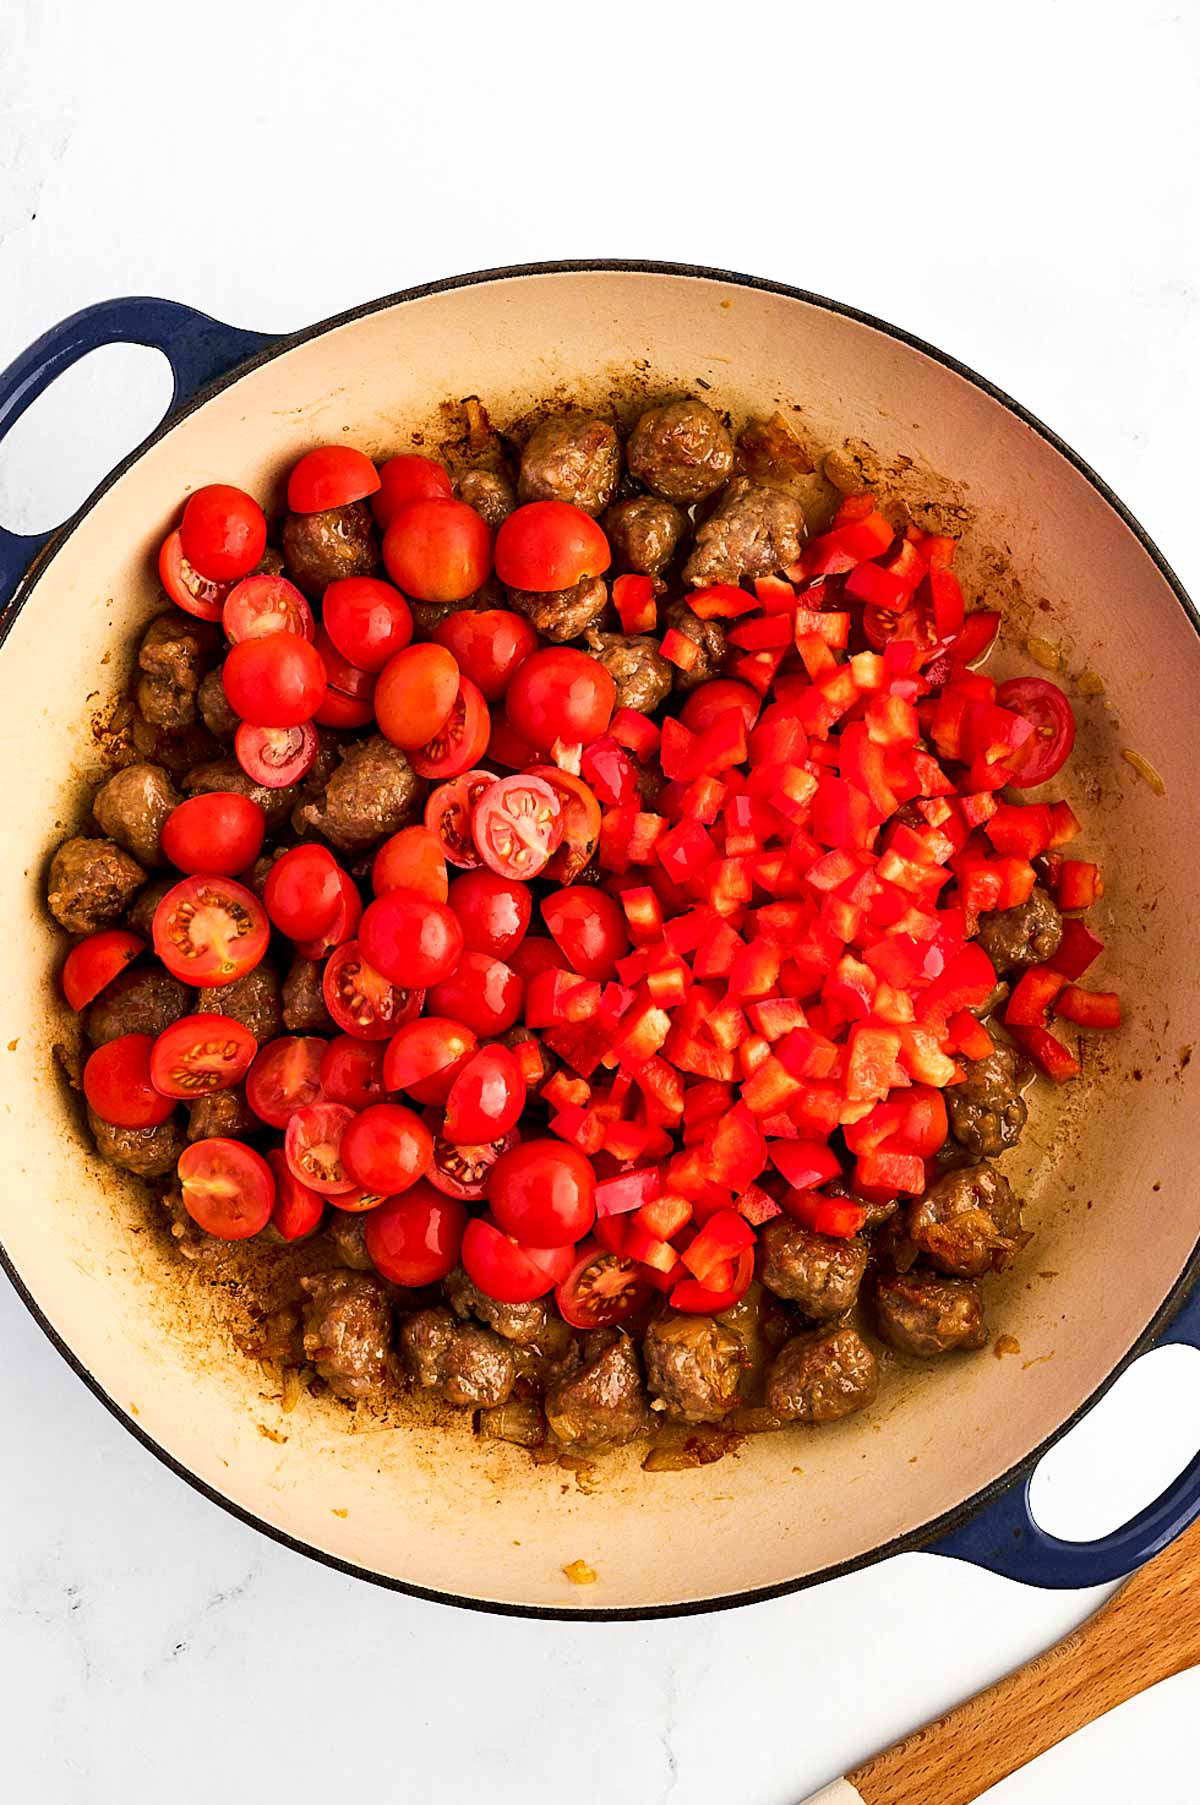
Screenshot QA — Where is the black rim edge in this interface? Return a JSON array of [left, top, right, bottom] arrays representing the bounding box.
[[4, 257, 1200, 1621]]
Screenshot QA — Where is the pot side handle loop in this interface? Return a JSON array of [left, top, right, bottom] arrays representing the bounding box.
[[0, 296, 276, 617], [928, 1282, 1200, 1587]]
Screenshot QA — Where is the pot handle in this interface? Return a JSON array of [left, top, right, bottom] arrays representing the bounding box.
[[927, 1280, 1200, 1586], [0, 297, 276, 616]]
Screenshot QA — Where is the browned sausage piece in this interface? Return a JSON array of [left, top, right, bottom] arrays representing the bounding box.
[[197, 665, 240, 740], [584, 629, 673, 714], [326, 1211, 372, 1271], [87, 1104, 185, 1178], [282, 501, 378, 597], [186, 1084, 257, 1141], [84, 965, 191, 1046], [545, 1334, 650, 1450], [292, 734, 423, 851], [642, 1312, 744, 1423], [125, 874, 175, 940], [181, 758, 300, 834], [282, 957, 335, 1032], [301, 1270, 393, 1399], [443, 1267, 549, 1345], [947, 1044, 1029, 1157], [136, 610, 220, 731], [766, 1325, 879, 1423], [759, 1218, 868, 1320], [92, 763, 180, 867], [456, 467, 516, 528], [602, 495, 687, 579], [682, 477, 806, 589], [399, 1307, 514, 1407], [976, 886, 1064, 975], [907, 1161, 1025, 1277], [506, 576, 608, 644], [663, 600, 726, 691], [518, 414, 621, 517], [627, 397, 734, 504], [197, 963, 283, 1045], [47, 837, 145, 934], [874, 1270, 989, 1356]]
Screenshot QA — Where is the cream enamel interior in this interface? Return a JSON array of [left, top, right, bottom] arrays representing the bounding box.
[[1, 269, 1198, 1613]]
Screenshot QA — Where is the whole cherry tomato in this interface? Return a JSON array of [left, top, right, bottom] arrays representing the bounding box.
[[364, 1182, 467, 1286], [382, 498, 492, 603], [341, 1102, 433, 1194], [359, 888, 463, 988], [447, 869, 531, 959], [505, 646, 615, 751], [322, 576, 413, 672], [433, 609, 536, 700], [494, 500, 610, 591], [374, 643, 460, 750], [287, 445, 380, 513], [488, 1138, 596, 1248], [222, 632, 326, 728], [160, 792, 265, 876], [179, 484, 266, 582], [263, 844, 344, 941]]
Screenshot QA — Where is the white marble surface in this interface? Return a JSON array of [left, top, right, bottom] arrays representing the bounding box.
[[3, 2, 1200, 1798]]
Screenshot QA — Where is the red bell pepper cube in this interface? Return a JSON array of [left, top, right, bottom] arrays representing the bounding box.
[[610, 707, 661, 758], [620, 886, 664, 945], [958, 792, 999, 829], [820, 894, 865, 944], [812, 774, 877, 851], [843, 1023, 903, 1102], [992, 857, 1037, 909], [1047, 800, 1082, 846], [1008, 1023, 1081, 1083], [542, 1071, 592, 1112], [1055, 860, 1103, 910], [849, 651, 886, 693], [1047, 918, 1105, 981], [524, 967, 602, 1027], [854, 1146, 925, 1196], [869, 981, 916, 1025], [606, 992, 672, 1066], [806, 847, 860, 892], [1054, 986, 1121, 1030], [776, 1026, 840, 1081], [603, 1119, 672, 1163], [738, 1183, 783, 1227], [541, 1019, 610, 1078], [927, 566, 965, 639], [771, 765, 819, 823], [659, 717, 699, 781], [684, 1080, 735, 1127], [657, 817, 717, 884], [800, 665, 860, 738], [704, 857, 753, 919], [594, 1166, 664, 1218], [1006, 965, 1068, 1028], [823, 955, 878, 1025], [636, 1056, 685, 1123], [728, 937, 784, 1000], [645, 962, 690, 1008], [581, 736, 638, 807], [681, 1208, 755, 1285], [731, 647, 788, 695], [706, 997, 749, 1050], [661, 626, 702, 672], [882, 537, 929, 591], [781, 1188, 867, 1239], [834, 493, 879, 526], [683, 710, 748, 779], [915, 532, 957, 568], [787, 1081, 845, 1137], [740, 1053, 802, 1115], [802, 511, 894, 576], [795, 633, 839, 680], [624, 1223, 679, 1273], [986, 802, 1053, 859], [509, 1033, 549, 1090], [845, 560, 912, 610], [793, 607, 851, 648], [663, 906, 716, 956], [549, 1103, 606, 1155], [693, 917, 744, 979], [769, 1139, 842, 1191], [635, 1192, 693, 1242], [946, 1008, 995, 1060], [754, 574, 800, 610], [909, 751, 956, 799], [666, 1030, 735, 1083], [598, 806, 666, 873], [688, 583, 758, 619], [612, 572, 656, 633], [865, 692, 920, 747], [680, 776, 728, 826], [747, 997, 809, 1041], [728, 614, 793, 651], [895, 1024, 958, 1087], [914, 944, 997, 1026]]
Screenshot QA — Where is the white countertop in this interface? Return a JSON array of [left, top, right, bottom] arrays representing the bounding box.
[[3, 2, 1200, 1799]]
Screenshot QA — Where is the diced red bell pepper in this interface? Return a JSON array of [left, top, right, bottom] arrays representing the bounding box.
[[927, 566, 965, 639], [728, 937, 784, 1001], [771, 765, 820, 823], [854, 1146, 925, 1195], [509, 1033, 549, 1090], [542, 1071, 592, 1112], [706, 997, 749, 1050], [657, 817, 717, 884], [781, 1189, 867, 1239], [610, 707, 661, 758], [769, 1139, 842, 1190], [603, 1119, 672, 1163], [682, 710, 748, 780], [660, 626, 701, 672], [894, 1024, 958, 1087], [802, 512, 894, 577], [525, 967, 602, 1027], [740, 1053, 802, 1115], [581, 735, 638, 807], [840, 722, 899, 818], [606, 992, 672, 1066], [793, 607, 851, 649], [612, 572, 656, 633], [594, 1166, 664, 1218], [624, 1222, 679, 1273], [620, 886, 664, 946], [788, 1080, 846, 1139], [704, 856, 753, 919], [1047, 801, 1082, 846], [773, 1025, 837, 1083], [915, 533, 957, 569], [845, 560, 912, 610], [747, 997, 808, 1041], [812, 773, 877, 850], [549, 1103, 606, 1155], [688, 583, 758, 619], [731, 646, 789, 695], [728, 614, 793, 651], [795, 633, 839, 680], [645, 962, 690, 1008], [634, 1192, 693, 1242], [914, 944, 997, 1027], [666, 1029, 735, 1083], [986, 802, 1053, 859], [1054, 986, 1121, 1030], [636, 1055, 685, 1123], [823, 955, 878, 1025], [1006, 964, 1067, 1027], [680, 1208, 755, 1284], [659, 717, 699, 782], [1008, 1023, 1081, 1083], [843, 1023, 903, 1102], [541, 1018, 610, 1078], [737, 1182, 782, 1227], [865, 692, 920, 747], [946, 1008, 994, 1060], [679, 777, 728, 827], [669, 1245, 756, 1312], [1055, 860, 1103, 910], [598, 806, 667, 873], [1047, 918, 1104, 981], [798, 666, 860, 738]]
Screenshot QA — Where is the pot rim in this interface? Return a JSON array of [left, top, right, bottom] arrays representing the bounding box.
[[3, 257, 1199, 1619]]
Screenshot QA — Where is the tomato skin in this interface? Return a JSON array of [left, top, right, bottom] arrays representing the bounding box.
[[284, 1101, 357, 1195], [287, 445, 380, 514], [267, 1148, 325, 1242], [342, 1102, 433, 1194], [506, 647, 616, 751], [235, 721, 320, 789], [443, 1044, 526, 1144], [556, 1239, 653, 1330], [424, 769, 497, 869], [372, 455, 453, 530], [409, 676, 491, 781], [359, 888, 463, 988], [372, 825, 448, 902], [179, 484, 267, 582], [433, 609, 537, 701], [995, 677, 1076, 787], [374, 643, 460, 750], [322, 939, 424, 1040], [365, 1182, 466, 1286], [448, 869, 531, 959], [83, 1033, 176, 1128], [222, 574, 313, 644], [179, 1138, 275, 1241], [488, 1137, 596, 1248], [381, 498, 492, 603], [383, 1017, 477, 1099], [61, 929, 144, 1011], [527, 766, 603, 884], [322, 576, 413, 673], [152, 876, 269, 987], [313, 688, 376, 730], [319, 1036, 387, 1110], [541, 886, 629, 981], [427, 950, 523, 1038], [158, 530, 230, 621], [149, 1013, 257, 1099], [494, 500, 610, 591], [160, 792, 265, 877], [472, 774, 563, 880], [222, 633, 327, 728], [507, 936, 568, 986], [294, 869, 362, 958], [245, 1036, 326, 1128], [680, 679, 762, 735], [461, 1217, 574, 1304], [425, 1121, 517, 1200], [263, 844, 343, 941]]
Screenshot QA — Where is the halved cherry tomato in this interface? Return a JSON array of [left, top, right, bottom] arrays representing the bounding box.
[[222, 574, 313, 643], [319, 1036, 387, 1110], [83, 1033, 176, 1127], [382, 497, 492, 603], [235, 721, 320, 789], [322, 576, 413, 672], [541, 886, 629, 981], [179, 1138, 275, 1240], [263, 843, 343, 942], [149, 1013, 257, 1099], [371, 454, 453, 529], [425, 1120, 517, 1200], [527, 766, 603, 884], [287, 445, 380, 514], [424, 768, 497, 868], [488, 1137, 596, 1248], [447, 869, 531, 959], [153, 876, 269, 987], [487, 710, 540, 771], [443, 1044, 525, 1144], [494, 500, 610, 591], [330, 1186, 391, 1215], [383, 1017, 478, 1102], [409, 676, 491, 780], [433, 609, 537, 700], [322, 940, 424, 1040], [342, 1102, 433, 1194], [472, 774, 563, 879], [311, 626, 377, 719], [427, 950, 524, 1038], [364, 1181, 467, 1286], [995, 677, 1076, 787], [359, 888, 463, 988], [294, 869, 362, 959], [313, 687, 376, 730], [556, 1238, 652, 1330], [284, 1102, 357, 1195], [265, 1155, 323, 1241], [506, 647, 615, 751], [160, 792, 265, 876], [267, 1148, 325, 1242], [158, 530, 230, 622], [61, 929, 144, 1011], [372, 825, 448, 902], [245, 1036, 326, 1128], [374, 642, 460, 750], [461, 1217, 574, 1304], [680, 679, 762, 735], [222, 632, 326, 727], [862, 603, 937, 657], [669, 1246, 755, 1313], [179, 484, 266, 582]]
